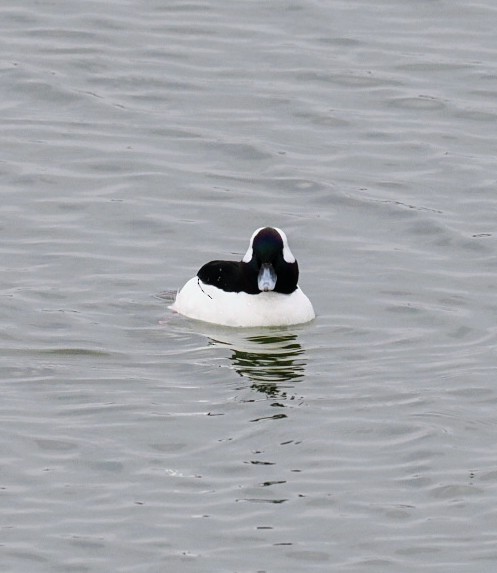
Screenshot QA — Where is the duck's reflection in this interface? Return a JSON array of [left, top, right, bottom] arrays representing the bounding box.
[[230, 334, 305, 393], [200, 326, 307, 397]]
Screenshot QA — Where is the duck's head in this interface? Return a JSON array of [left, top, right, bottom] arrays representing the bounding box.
[[242, 227, 299, 294]]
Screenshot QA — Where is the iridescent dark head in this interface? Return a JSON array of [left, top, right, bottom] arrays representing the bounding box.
[[242, 227, 299, 294]]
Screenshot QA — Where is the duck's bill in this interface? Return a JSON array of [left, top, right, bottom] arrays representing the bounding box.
[[258, 263, 277, 292]]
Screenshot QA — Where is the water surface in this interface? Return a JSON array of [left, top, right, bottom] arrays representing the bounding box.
[[2, 1, 497, 571]]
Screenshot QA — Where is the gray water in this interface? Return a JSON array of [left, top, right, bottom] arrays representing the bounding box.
[[2, 1, 497, 571]]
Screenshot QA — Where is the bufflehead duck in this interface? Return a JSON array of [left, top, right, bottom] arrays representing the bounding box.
[[170, 227, 315, 327]]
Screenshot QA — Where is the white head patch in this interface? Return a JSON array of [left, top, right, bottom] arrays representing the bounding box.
[[242, 227, 296, 264]]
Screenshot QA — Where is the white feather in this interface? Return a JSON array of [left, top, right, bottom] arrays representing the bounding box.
[[170, 277, 314, 328], [242, 227, 295, 264]]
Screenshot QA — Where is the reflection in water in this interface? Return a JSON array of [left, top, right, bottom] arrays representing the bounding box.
[[206, 330, 308, 397], [232, 334, 304, 382], [172, 319, 310, 398], [230, 334, 306, 396]]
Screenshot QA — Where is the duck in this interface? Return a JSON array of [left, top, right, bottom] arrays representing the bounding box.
[[170, 227, 315, 327]]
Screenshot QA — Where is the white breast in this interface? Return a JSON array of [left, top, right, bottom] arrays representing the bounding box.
[[170, 277, 315, 328]]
